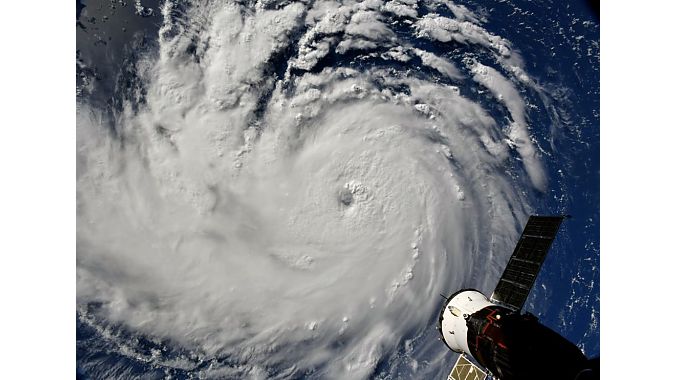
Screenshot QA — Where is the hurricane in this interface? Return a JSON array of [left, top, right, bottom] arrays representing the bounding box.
[[76, 0, 598, 378]]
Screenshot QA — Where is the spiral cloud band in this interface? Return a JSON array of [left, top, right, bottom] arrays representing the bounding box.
[[77, 0, 554, 378]]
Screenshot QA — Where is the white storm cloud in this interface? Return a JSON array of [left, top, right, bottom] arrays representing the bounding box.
[[77, 1, 553, 378]]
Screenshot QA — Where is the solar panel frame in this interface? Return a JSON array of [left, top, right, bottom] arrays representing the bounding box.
[[490, 216, 565, 311]]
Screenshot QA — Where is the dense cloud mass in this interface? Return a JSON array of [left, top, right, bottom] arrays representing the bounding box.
[[76, 0, 560, 378]]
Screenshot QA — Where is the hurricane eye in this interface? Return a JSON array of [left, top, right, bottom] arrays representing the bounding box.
[[338, 188, 353, 206]]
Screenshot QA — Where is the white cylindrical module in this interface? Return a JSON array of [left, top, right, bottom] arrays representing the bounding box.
[[439, 289, 496, 354]]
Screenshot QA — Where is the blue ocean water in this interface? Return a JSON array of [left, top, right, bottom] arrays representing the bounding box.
[[466, 0, 599, 358]]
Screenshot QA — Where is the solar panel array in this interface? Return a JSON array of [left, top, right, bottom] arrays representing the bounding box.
[[447, 354, 487, 380], [490, 216, 565, 311]]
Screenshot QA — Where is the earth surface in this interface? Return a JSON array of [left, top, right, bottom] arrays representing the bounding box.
[[76, 0, 599, 379]]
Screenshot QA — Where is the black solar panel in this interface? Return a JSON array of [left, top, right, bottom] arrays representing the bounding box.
[[490, 215, 566, 311]]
